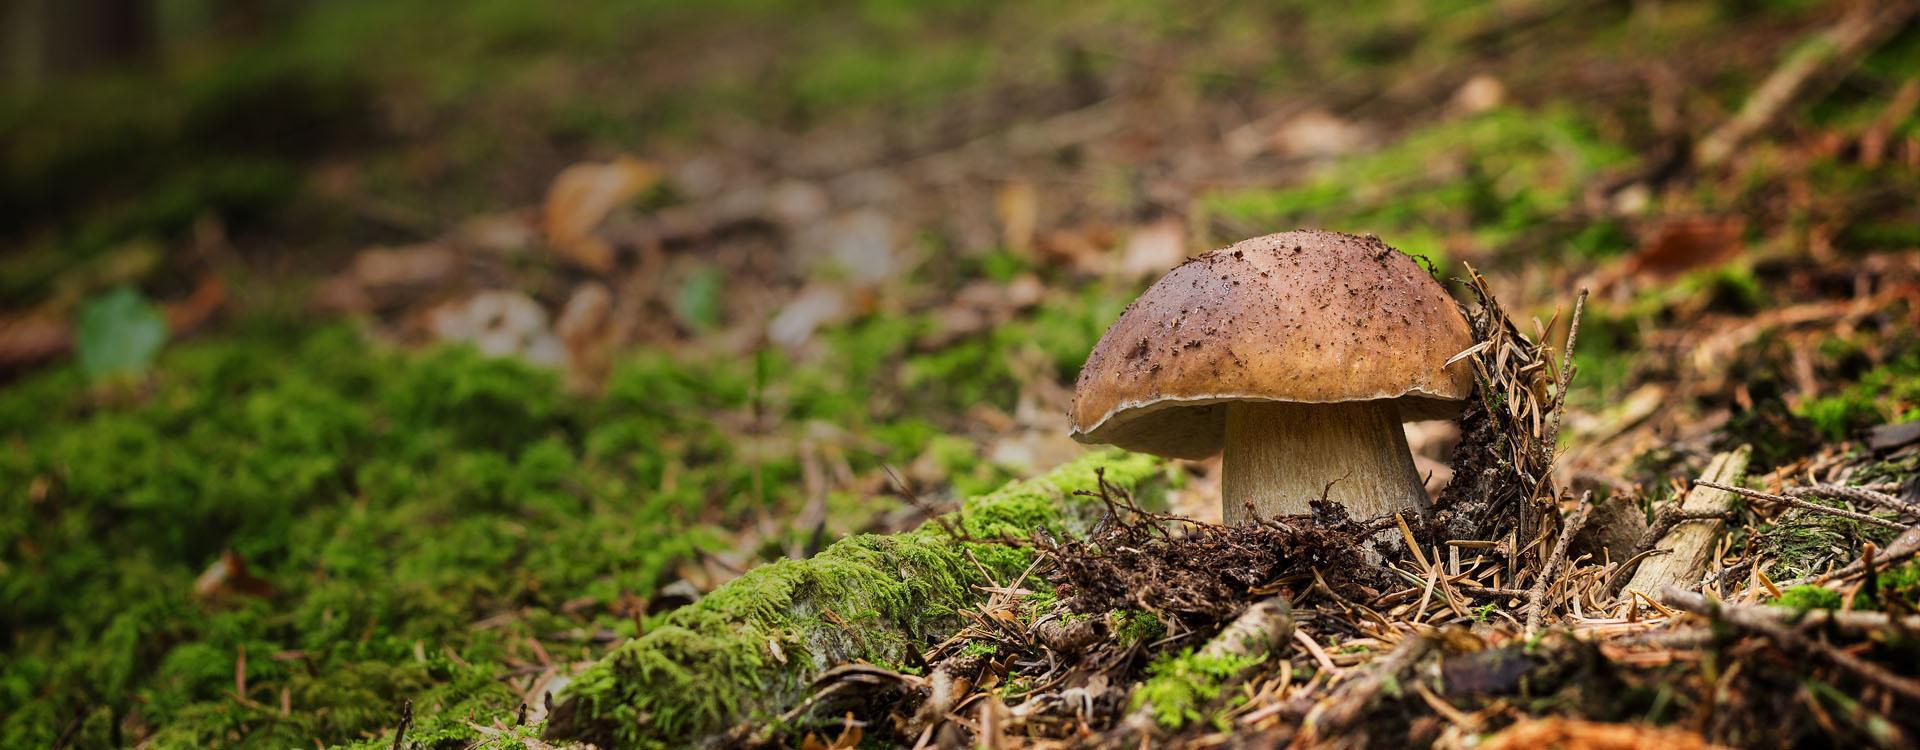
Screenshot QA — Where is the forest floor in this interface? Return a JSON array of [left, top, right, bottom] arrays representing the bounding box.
[[6, 1, 1920, 748]]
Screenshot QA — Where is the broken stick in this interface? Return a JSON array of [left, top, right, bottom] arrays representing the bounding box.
[[1623, 446, 1750, 599]]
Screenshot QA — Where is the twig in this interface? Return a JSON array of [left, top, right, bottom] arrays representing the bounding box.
[[1295, 635, 1433, 746], [1697, 480, 1904, 530], [1539, 290, 1587, 475], [1694, 1, 1920, 167], [1527, 494, 1592, 634], [1664, 590, 1920, 633], [1786, 485, 1913, 514], [391, 699, 413, 750], [1662, 587, 1920, 704]]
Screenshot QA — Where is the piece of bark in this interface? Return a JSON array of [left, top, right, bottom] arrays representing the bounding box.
[[1622, 446, 1750, 598], [1572, 493, 1648, 565]]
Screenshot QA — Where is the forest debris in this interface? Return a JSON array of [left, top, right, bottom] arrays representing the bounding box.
[[1047, 501, 1382, 623], [428, 291, 566, 368], [1698, 480, 1905, 529], [1434, 265, 1570, 552], [1868, 421, 1920, 452], [1662, 588, 1920, 634], [0, 313, 78, 369], [1860, 79, 1920, 167], [1694, 1, 1920, 168], [1294, 634, 1432, 747], [1199, 596, 1295, 661], [1622, 447, 1751, 598], [1478, 716, 1728, 750], [1527, 494, 1591, 634], [1662, 586, 1920, 705], [1778, 523, 1920, 589], [1125, 596, 1295, 733], [543, 156, 661, 272], [1623, 217, 1744, 280], [1573, 493, 1649, 565], [1447, 74, 1506, 117], [768, 284, 854, 349], [994, 180, 1038, 253], [1118, 218, 1189, 279], [555, 282, 615, 392], [313, 243, 462, 313], [193, 549, 274, 600]]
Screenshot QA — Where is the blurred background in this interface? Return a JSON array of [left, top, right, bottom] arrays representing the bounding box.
[[4, 0, 1920, 747]]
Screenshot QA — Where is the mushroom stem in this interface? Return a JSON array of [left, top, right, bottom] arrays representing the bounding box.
[[1221, 400, 1429, 524]]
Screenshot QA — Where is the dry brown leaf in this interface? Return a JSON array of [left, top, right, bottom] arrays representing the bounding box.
[[1624, 217, 1745, 279], [543, 156, 661, 272]]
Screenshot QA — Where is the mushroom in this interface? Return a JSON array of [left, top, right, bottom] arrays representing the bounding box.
[[1070, 230, 1474, 524]]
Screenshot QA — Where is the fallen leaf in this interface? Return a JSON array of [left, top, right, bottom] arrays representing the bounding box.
[[75, 286, 168, 381], [1624, 217, 1745, 279], [543, 156, 661, 272]]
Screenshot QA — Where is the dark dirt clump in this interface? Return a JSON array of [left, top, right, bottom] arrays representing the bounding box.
[[1044, 479, 1390, 626]]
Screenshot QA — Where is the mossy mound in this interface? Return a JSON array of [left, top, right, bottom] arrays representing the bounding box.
[[0, 309, 1136, 749], [543, 450, 1167, 748]]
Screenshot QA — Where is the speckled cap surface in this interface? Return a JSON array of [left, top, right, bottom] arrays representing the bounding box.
[[1070, 230, 1476, 459]]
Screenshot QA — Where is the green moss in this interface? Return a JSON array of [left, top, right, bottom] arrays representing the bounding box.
[[543, 450, 1164, 748], [1774, 585, 1845, 611], [1771, 562, 1920, 612], [1, 309, 1170, 749], [1112, 610, 1166, 650], [1200, 107, 1633, 267], [960, 641, 1000, 659], [1758, 495, 1900, 581], [1129, 649, 1266, 730]]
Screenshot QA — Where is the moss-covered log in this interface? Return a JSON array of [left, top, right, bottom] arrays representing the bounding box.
[[543, 450, 1168, 748]]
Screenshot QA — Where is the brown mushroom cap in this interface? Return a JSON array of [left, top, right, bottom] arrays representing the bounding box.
[[1070, 230, 1475, 459]]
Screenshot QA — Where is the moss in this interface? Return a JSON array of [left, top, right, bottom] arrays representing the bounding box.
[[960, 641, 1000, 659], [543, 450, 1164, 748], [1792, 342, 1920, 441], [1200, 106, 1633, 267], [2, 310, 1167, 748], [1112, 610, 1166, 650], [1758, 496, 1901, 581], [1774, 585, 1845, 611], [1771, 562, 1920, 612], [1129, 649, 1266, 730]]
